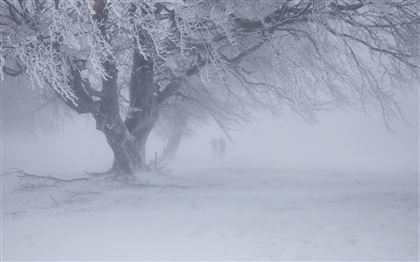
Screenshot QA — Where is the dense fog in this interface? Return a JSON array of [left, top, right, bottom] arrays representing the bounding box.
[[3, 86, 418, 176]]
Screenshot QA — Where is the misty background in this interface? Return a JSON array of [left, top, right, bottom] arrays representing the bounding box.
[[2, 79, 418, 176]]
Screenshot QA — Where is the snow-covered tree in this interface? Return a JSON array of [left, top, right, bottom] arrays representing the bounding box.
[[1, 0, 419, 176]]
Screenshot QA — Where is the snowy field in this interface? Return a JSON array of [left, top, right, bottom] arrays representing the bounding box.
[[2, 161, 418, 261]]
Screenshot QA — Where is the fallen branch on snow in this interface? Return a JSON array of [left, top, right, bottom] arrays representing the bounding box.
[[3, 168, 88, 189]]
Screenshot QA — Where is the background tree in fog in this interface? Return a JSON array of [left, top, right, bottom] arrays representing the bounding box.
[[1, 0, 419, 176], [156, 75, 253, 160]]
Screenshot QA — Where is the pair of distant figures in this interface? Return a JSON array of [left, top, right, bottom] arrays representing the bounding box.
[[211, 137, 226, 159]]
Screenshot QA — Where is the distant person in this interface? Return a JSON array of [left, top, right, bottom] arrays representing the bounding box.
[[211, 137, 218, 158], [219, 137, 226, 159]]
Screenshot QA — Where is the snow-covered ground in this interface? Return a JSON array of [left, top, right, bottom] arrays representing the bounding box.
[[2, 161, 418, 261]]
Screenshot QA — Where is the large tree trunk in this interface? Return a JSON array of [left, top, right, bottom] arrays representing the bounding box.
[[92, 57, 148, 176], [93, 45, 159, 176], [125, 110, 159, 171], [89, 0, 147, 176], [124, 45, 159, 169], [94, 114, 145, 175], [88, 4, 170, 176]]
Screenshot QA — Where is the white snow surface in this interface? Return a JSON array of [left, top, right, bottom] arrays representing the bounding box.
[[1, 161, 419, 261]]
